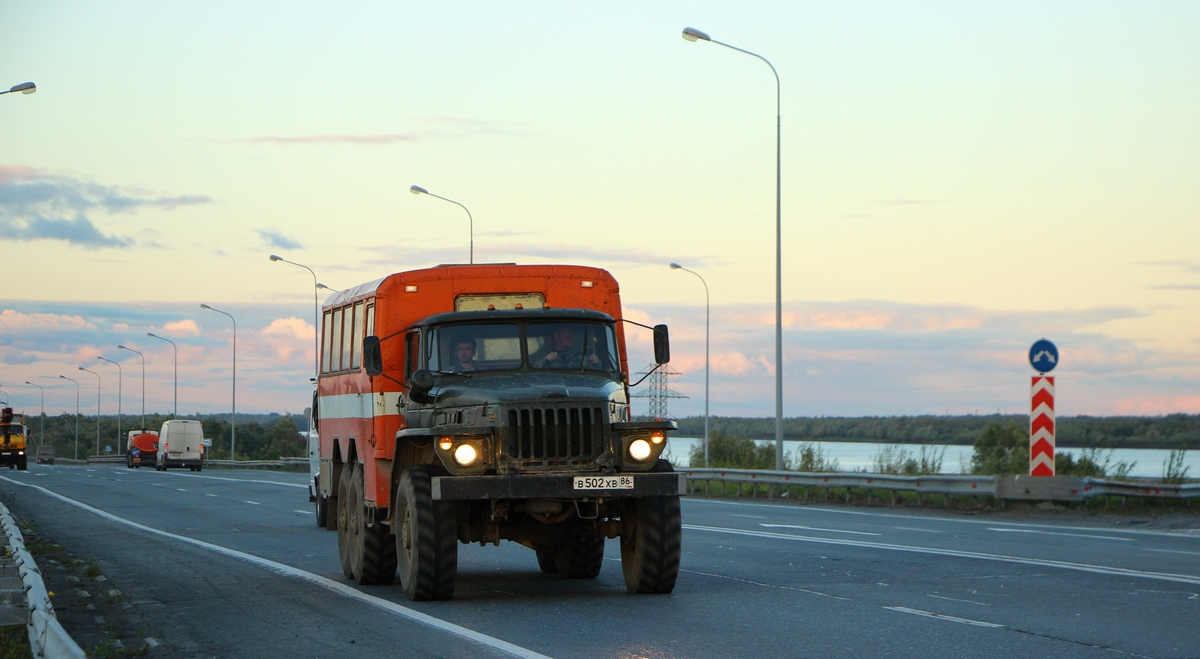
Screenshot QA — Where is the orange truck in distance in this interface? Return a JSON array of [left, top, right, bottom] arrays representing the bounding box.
[[314, 264, 682, 600], [126, 429, 159, 468]]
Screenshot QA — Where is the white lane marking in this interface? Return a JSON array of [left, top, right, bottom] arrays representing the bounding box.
[[683, 524, 1200, 586], [927, 594, 988, 606], [1145, 548, 1200, 557], [244, 501, 261, 505], [728, 514, 766, 519], [688, 498, 1200, 539], [884, 606, 1003, 628], [893, 527, 943, 534], [0, 476, 550, 659], [760, 523, 880, 537], [987, 528, 1133, 542], [166, 472, 307, 489], [205, 494, 218, 498], [292, 510, 311, 515], [177, 489, 188, 492]]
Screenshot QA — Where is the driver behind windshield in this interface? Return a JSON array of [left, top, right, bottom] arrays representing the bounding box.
[[530, 326, 600, 368], [451, 338, 477, 372]]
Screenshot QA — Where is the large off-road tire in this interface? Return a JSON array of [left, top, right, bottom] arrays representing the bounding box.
[[17, 457, 26, 471], [535, 549, 557, 574], [314, 478, 328, 528], [555, 537, 604, 579], [394, 467, 457, 601], [126, 455, 133, 469], [620, 462, 681, 594], [351, 466, 396, 586], [336, 462, 357, 579]]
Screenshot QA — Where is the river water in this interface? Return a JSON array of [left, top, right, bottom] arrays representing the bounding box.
[[662, 436, 1198, 480]]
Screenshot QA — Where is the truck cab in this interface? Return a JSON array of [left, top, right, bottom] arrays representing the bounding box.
[[0, 408, 28, 471]]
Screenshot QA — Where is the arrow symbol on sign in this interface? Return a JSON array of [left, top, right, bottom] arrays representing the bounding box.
[[1032, 350, 1056, 364]]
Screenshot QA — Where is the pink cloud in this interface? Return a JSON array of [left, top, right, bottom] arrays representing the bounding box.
[[0, 309, 94, 332]]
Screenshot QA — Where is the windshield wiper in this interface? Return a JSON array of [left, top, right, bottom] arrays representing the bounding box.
[[431, 369, 471, 378]]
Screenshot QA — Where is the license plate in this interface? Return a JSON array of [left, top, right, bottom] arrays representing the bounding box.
[[574, 475, 634, 490]]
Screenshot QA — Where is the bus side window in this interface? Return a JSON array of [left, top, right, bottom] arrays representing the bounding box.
[[321, 310, 333, 374], [404, 332, 419, 380], [350, 301, 365, 369], [329, 308, 344, 373]]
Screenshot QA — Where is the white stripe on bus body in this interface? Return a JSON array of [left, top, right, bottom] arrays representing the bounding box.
[[318, 392, 405, 420]]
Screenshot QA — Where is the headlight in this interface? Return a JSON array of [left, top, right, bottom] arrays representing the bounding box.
[[649, 431, 665, 445], [453, 443, 479, 467], [628, 439, 652, 462]]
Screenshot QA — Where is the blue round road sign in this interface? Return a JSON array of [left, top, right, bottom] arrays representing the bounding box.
[[1029, 339, 1059, 373]]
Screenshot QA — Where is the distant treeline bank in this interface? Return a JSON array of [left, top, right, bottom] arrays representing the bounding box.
[[13, 412, 308, 461], [669, 415, 1200, 450]]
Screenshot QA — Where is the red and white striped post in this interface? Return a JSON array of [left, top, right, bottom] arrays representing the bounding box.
[[1030, 376, 1055, 476]]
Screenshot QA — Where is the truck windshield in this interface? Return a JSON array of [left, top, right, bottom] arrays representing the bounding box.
[[427, 323, 523, 373], [1, 426, 23, 435], [527, 322, 619, 372]]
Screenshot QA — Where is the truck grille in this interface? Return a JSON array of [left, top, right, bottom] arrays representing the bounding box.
[[506, 405, 609, 463]]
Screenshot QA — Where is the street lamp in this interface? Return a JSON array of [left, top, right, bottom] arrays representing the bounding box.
[[410, 185, 474, 264], [146, 333, 178, 418], [0, 82, 36, 96], [118, 345, 145, 429], [79, 367, 101, 456], [23, 382, 44, 451], [201, 304, 237, 461], [316, 283, 339, 293], [58, 376, 81, 460], [670, 263, 711, 468], [682, 26, 786, 471], [269, 255, 320, 384], [96, 356, 122, 452]]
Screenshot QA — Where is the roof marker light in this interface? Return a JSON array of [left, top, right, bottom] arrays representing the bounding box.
[[405, 285, 418, 293], [581, 281, 594, 288]]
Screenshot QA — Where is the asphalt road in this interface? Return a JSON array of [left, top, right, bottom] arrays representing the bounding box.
[[2, 464, 1198, 658]]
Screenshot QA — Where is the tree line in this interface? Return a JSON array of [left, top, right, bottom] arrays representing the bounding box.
[[14, 412, 308, 461], [671, 414, 1200, 449]]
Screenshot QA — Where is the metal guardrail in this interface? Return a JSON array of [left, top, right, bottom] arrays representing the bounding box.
[[86, 456, 308, 467], [682, 468, 1199, 503], [0, 503, 86, 659]]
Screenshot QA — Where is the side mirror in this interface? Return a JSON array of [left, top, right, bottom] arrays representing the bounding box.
[[363, 336, 383, 376], [653, 324, 670, 364]]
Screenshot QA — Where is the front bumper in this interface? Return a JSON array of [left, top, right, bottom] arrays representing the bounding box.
[[431, 472, 687, 501]]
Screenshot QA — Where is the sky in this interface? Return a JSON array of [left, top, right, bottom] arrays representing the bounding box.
[[2, 1, 1199, 420]]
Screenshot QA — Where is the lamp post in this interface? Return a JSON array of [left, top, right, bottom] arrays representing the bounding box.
[[96, 356, 122, 452], [670, 262, 711, 467], [316, 283, 339, 293], [682, 27, 785, 471], [118, 345, 145, 429], [146, 333, 178, 418], [79, 367, 101, 456], [0, 82, 36, 96], [58, 376, 81, 460], [269, 255, 320, 384], [23, 382, 44, 451], [201, 304, 236, 461], [410, 185, 474, 264]]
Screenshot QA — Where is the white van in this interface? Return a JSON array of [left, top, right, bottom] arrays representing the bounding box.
[[157, 420, 205, 472]]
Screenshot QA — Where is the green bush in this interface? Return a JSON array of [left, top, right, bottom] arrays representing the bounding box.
[[872, 444, 944, 475], [970, 422, 1029, 475], [687, 430, 775, 469], [791, 442, 840, 472]]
